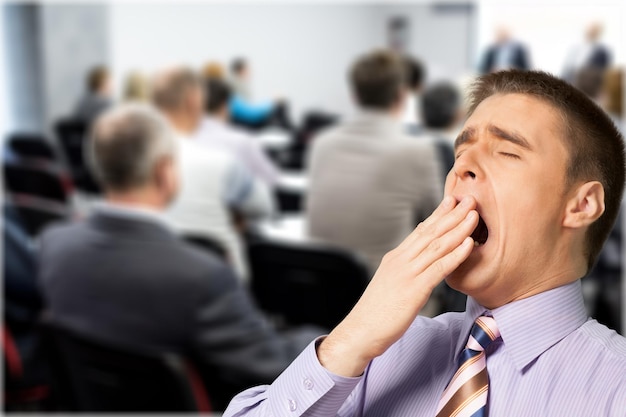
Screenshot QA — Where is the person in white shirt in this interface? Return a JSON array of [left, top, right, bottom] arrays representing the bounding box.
[[563, 22, 612, 83], [401, 55, 426, 130], [152, 67, 272, 281], [194, 78, 280, 186]]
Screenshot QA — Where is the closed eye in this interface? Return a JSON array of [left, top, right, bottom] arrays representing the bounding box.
[[499, 152, 520, 160]]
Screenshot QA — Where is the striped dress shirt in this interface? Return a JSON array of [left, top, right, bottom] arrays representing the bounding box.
[[225, 280, 626, 416]]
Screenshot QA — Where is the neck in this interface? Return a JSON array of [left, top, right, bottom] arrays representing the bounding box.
[[209, 108, 228, 122], [165, 112, 196, 136], [105, 187, 167, 211]]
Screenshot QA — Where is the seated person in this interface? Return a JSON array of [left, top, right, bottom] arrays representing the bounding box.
[[73, 65, 113, 126], [194, 77, 280, 186], [37, 104, 321, 410], [228, 58, 292, 132], [225, 70, 626, 416], [418, 82, 464, 182], [151, 67, 274, 281], [306, 50, 441, 276], [402, 55, 426, 130]]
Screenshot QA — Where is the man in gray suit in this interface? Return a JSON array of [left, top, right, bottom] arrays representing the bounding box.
[[38, 103, 319, 410], [307, 50, 442, 284]]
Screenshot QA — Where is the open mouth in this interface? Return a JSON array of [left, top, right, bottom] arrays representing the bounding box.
[[471, 214, 489, 247]]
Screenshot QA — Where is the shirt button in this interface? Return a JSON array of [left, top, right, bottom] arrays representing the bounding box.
[[288, 399, 297, 412], [303, 377, 314, 390]]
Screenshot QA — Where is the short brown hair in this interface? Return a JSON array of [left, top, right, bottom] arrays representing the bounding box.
[[349, 50, 406, 110], [87, 65, 109, 92], [468, 70, 625, 272], [151, 68, 202, 112]]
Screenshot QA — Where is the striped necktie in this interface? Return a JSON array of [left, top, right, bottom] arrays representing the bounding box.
[[435, 316, 500, 417]]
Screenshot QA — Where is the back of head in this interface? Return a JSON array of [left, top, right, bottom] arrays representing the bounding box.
[[87, 65, 109, 93], [151, 67, 202, 113], [123, 71, 150, 102], [203, 61, 226, 80], [421, 82, 460, 129], [349, 49, 406, 111], [404, 56, 426, 92], [468, 70, 625, 271], [231, 58, 247, 76], [90, 103, 176, 192], [205, 78, 232, 114]]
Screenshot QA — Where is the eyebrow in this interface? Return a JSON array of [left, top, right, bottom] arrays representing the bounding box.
[[453, 125, 533, 151]]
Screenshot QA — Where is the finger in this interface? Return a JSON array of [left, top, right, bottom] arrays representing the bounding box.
[[409, 210, 478, 274], [397, 195, 457, 250], [418, 235, 475, 290], [401, 196, 476, 253]]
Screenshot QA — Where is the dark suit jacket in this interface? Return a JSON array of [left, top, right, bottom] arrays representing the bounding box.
[[38, 210, 317, 409], [588, 45, 611, 70], [480, 42, 530, 74]]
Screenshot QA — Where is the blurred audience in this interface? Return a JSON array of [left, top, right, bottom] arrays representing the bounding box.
[[122, 70, 150, 102], [37, 103, 320, 410], [601, 67, 623, 130], [194, 77, 280, 186], [563, 22, 612, 83], [306, 49, 441, 283], [73, 65, 113, 125], [228, 58, 292, 132], [479, 27, 531, 74], [418, 82, 463, 182], [402, 55, 426, 130], [203, 61, 226, 80], [152, 67, 273, 281], [573, 66, 605, 102]]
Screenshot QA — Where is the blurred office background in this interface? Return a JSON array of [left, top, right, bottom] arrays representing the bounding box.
[[2, 0, 625, 413]]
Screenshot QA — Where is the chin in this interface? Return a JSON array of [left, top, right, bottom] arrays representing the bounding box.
[[446, 248, 491, 295]]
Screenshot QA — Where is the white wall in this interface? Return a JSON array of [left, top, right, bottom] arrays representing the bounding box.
[[477, 0, 625, 75], [39, 4, 110, 130], [110, 3, 381, 121]]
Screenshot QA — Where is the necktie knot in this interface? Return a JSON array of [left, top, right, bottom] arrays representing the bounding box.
[[466, 316, 500, 352]]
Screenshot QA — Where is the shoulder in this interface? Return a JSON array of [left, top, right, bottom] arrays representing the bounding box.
[[578, 320, 626, 363], [165, 239, 240, 296]]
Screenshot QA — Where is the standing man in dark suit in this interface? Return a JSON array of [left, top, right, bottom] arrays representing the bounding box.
[[563, 22, 612, 84], [37, 103, 320, 410], [479, 27, 531, 74]]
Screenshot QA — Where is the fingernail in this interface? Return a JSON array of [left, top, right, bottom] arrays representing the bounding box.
[[460, 196, 472, 207]]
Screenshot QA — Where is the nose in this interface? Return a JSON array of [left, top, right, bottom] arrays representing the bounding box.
[[453, 148, 481, 181]]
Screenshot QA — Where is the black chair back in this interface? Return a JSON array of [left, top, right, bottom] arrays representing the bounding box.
[[6, 196, 70, 237], [40, 322, 211, 412], [7, 134, 57, 162], [54, 118, 101, 194], [183, 234, 229, 262], [4, 161, 71, 203], [249, 239, 369, 329]]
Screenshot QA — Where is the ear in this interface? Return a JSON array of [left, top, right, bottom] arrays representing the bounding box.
[[562, 181, 605, 229], [154, 155, 179, 202]]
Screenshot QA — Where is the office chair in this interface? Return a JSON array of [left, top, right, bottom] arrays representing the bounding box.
[[183, 234, 229, 262], [7, 134, 57, 162], [3, 324, 51, 411], [40, 321, 211, 412], [54, 118, 101, 194], [4, 160, 73, 204], [248, 238, 370, 329], [5, 196, 71, 237]]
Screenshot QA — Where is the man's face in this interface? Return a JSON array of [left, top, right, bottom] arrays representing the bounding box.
[[445, 93, 572, 305]]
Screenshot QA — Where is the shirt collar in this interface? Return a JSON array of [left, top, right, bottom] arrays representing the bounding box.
[[93, 201, 173, 231], [456, 280, 589, 371]]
